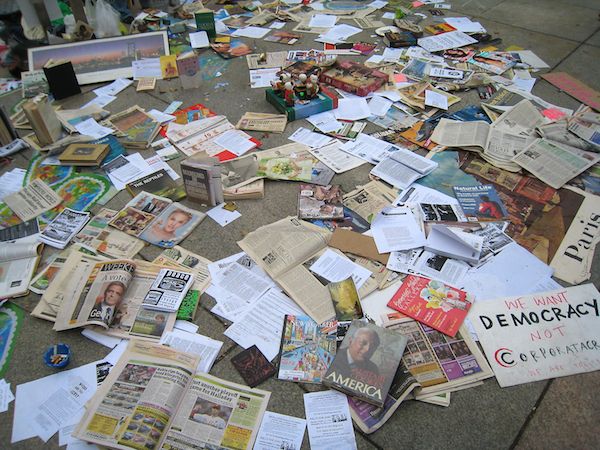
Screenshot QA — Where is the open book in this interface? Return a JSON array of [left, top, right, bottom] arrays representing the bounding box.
[[73, 340, 270, 450], [35, 252, 177, 341], [370, 146, 438, 189], [0, 235, 43, 298]]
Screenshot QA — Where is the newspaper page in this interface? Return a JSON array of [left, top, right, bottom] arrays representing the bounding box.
[[307, 140, 366, 174], [235, 112, 287, 133], [153, 246, 212, 292], [53, 259, 137, 331], [39, 208, 90, 248], [492, 99, 545, 136], [3, 179, 62, 221], [72, 340, 200, 450], [237, 216, 335, 324], [537, 119, 598, 151], [430, 118, 489, 149], [30, 244, 101, 295], [512, 138, 600, 189], [343, 181, 398, 223], [550, 186, 600, 284], [33, 251, 108, 321], [382, 314, 493, 397], [73, 208, 145, 259], [0, 235, 43, 298], [160, 372, 270, 450], [348, 361, 420, 434]]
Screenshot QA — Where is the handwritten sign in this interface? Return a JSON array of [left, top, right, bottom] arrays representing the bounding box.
[[471, 283, 600, 387]]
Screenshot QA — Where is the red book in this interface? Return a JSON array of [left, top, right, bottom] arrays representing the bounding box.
[[387, 275, 472, 337]]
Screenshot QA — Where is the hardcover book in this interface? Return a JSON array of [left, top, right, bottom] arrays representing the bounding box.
[[232, 345, 277, 387], [452, 184, 509, 221], [277, 315, 337, 384], [43, 59, 81, 100], [194, 10, 216, 38], [298, 183, 344, 220], [319, 60, 388, 97], [323, 320, 407, 407], [59, 143, 109, 166], [180, 155, 224, 206], [176, 51, 202, 90], [126, 169, 187, 202], [387, 275, 473, 337]]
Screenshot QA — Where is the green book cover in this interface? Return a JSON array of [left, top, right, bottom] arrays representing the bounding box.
[[195, 11, 216, 39], [177, 290, 200, 321]]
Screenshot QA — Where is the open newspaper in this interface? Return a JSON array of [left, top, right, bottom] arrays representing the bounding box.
[[237, 216, 335, 324], [0, 235, 43, 298], [382, 312, 493, 397], [511, 138, 600, 189], [34, 253, 177, 341], [73, 340, 271, 450], [430, 101, 543, 172]]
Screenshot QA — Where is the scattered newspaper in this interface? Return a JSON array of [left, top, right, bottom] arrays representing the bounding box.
[[237, 216, 335, 324], [38, 208, 90, 249], [512, 138, 600, 189], [3, 179, 62, 222], [236, 112, 287, 133], [343, 181, 398, 223], [152, 245, 212, 292]]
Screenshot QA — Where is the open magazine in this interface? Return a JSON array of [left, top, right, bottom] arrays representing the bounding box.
[[0, 235, 43, 298], [109, 192, 205, 249], [73, 340, 270, 450], [34, 253, 177, 341]]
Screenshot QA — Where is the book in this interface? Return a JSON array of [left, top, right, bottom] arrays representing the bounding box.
[[109, 192, 206, 249], [180, 155, 224, 206], [106, 106, 160, 149], [452, 185, 509, 221], [141, 268, 195, 312], [323, 320, 407, 407], [126, 169, 187, 202], [58, 143, 110, 166], [319, 60, 388, 97], [43, 60, 81, 100], [298, 184, 344, 220], [176, 51, 202, 90], [277, 315, 337, 383], [176, 290, 200, 321], [21, 94, 63, 146], [387, 275, 473, 337], [424, 224, 484, 264], [232, 345, 277, 387], [160, 55, 179, 79], [0, 235, 43, 298], [195, 10, 216, 38], [73, 341, 270, 450]]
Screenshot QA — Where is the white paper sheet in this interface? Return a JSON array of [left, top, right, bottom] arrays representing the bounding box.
[[334, 98, 371, 120], [309, 249, 372, 289], [160, 329, 223, 373], [0, 379, 14, 413], [132, 58, 162, 79], [224, 288, 304, 360], [213, 129, 255, 156], [207, 203, 242, 226], [249, 67, 280, 88], [368, 95, 393, 117], [0, 168, 26, 201], [174, 319, 199, 334], [288, 127, 334, 148], [74, 118, 113, 139], [424, 89, 449, 110], [303, 390, 357, 450], [254, 411, 307, 450], [417, 31, 477, 53], [189, 30, 210, 48], [309, 14, 338, 28], [147, 109, 176, 124], [81, 329, 123, 348], [92, 78, 133, 97], [232, 26, 271, 38], [371, 206, 425, 253], [306, 111, 342, 133], [81, 94, 116, 109]]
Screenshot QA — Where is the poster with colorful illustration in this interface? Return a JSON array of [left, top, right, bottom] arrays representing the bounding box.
[[0, 302, 24, 377]]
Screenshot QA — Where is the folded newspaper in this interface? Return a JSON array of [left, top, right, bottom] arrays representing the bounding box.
[[73, 340, 271, 450]]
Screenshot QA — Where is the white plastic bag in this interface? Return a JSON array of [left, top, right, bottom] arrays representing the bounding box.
[[84, 0, 121, 38]]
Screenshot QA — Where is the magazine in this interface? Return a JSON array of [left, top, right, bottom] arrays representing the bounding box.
[[298, 184, 344, 220], [109, 192, 205, 249], [453, 185, 508, 222], [141, 269, 195, 312], [387, 275, 473, 337], [38, 207, 90, 249], [36, 253, 177, 341], [72, 208, 146, 259], [73, 340, 271, 450], [277, 315, 337, 383], [382, 312, 494, 397], [152, 245, 212, 292], [323, 320, 408, 407]]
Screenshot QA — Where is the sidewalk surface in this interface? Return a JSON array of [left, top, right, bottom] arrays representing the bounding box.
[[0, 0, 599, 448]]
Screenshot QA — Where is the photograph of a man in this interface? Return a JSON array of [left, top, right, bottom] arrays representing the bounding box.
[[335, 326, 380, 376], [88, 281, 126, 325]]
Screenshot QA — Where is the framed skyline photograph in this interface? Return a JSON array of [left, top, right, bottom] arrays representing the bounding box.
[[28, 31, 169, 85]]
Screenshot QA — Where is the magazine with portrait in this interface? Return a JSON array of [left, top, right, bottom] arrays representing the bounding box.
[[277, 315, 338, 384], [323, 320, 408, 407], [298, 184, 344, 220], [109, 192, 205, 248]]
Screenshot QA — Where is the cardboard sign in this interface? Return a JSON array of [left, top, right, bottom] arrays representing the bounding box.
[[541, 72, 600, 112], [471, 284, 600, 387]]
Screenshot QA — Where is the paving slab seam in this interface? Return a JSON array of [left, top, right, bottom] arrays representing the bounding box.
[[546, 26, 600, 69], [140, 90, 175, 107], [456, 13, 597, 45], [451, 0, 510, 15], [509, 380, 554, 449]]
